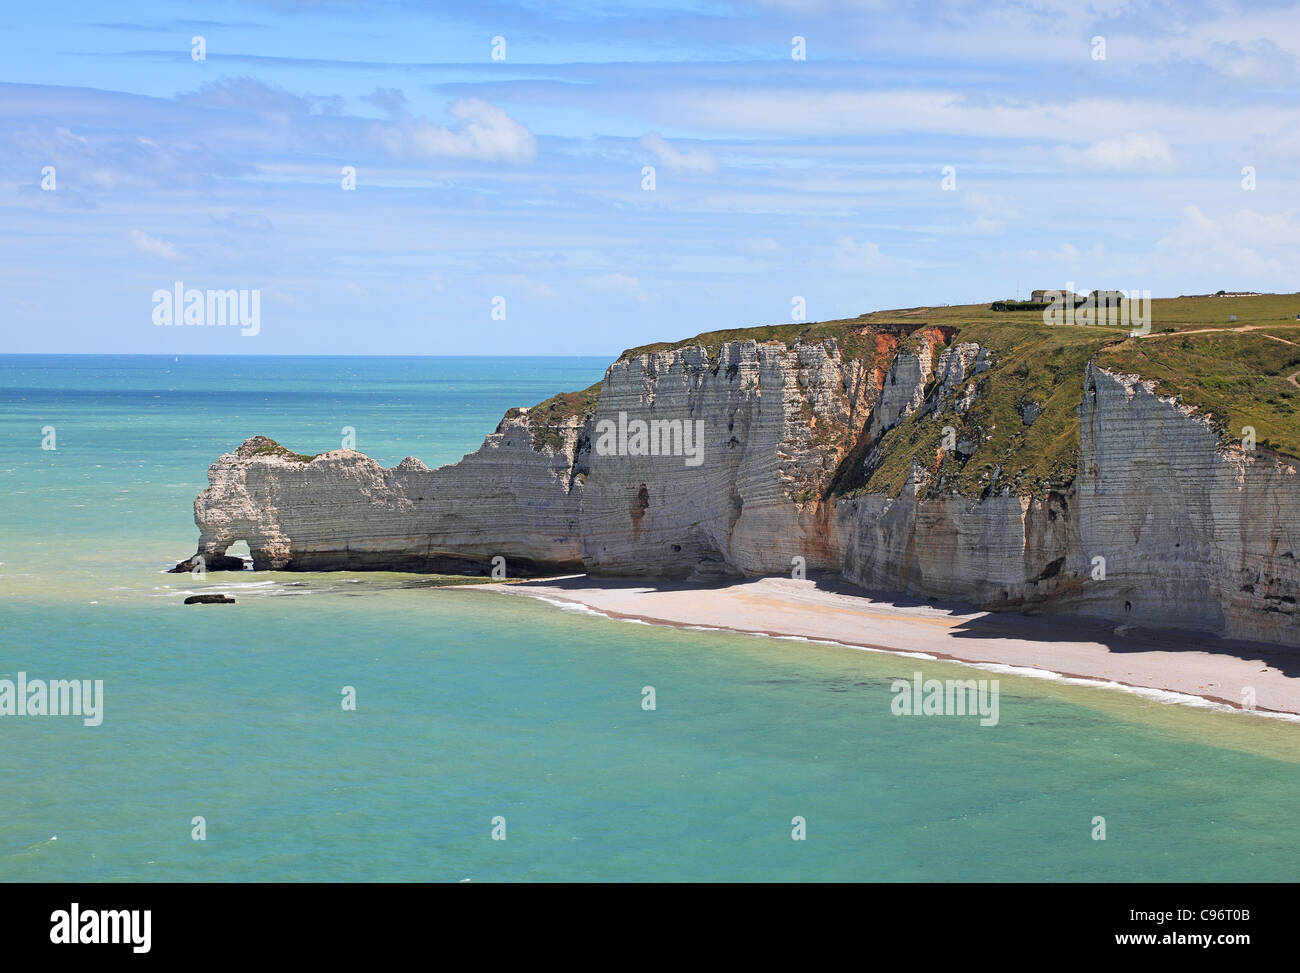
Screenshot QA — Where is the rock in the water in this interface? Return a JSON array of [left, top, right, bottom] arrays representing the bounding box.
[[169, 554, 246, 573], [184, 594, 236, 605]]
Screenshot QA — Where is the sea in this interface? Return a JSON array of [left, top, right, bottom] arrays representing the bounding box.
[[2, 354, 1298, 881]]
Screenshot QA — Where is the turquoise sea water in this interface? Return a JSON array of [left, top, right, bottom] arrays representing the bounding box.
[[2, 354, 1299, 882]]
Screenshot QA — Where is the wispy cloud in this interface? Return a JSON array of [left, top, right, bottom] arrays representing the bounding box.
[[638, 132, 718, 173], [368, 98, 537, 163], [129, 229, 180, 260], [1083, 133, 1173, 171], [2, 0, 1299, 354], [834, 236, 888, 271]]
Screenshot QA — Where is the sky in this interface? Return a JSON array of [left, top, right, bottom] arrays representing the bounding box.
[[1, 0, 1298, 356]]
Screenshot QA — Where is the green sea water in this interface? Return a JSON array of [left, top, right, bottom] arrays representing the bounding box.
[[2, 354, 1298, 882]]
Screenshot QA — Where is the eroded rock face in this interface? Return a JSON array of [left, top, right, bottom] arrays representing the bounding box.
[[865, 343, 933, 441], [180, 338, 1300, 646], [578, 339, 874, 577], [188, 420, 588, 574], [924, 341, 987, 418], [1067, 362, 1299, 644], [833, 481, 1077, 608], [830, 362, 1299, 645]]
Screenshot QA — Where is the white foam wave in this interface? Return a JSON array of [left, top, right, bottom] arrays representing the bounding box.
[[529, 595, 607, 617]]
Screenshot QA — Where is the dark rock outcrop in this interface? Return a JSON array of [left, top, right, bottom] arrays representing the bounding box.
[[169, 554, 247, 573]]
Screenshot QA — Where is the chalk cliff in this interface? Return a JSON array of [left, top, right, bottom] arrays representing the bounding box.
[[185, 411, 588, 574], [178, 318, 1300, 647], [1071, 362, 1299, 646]]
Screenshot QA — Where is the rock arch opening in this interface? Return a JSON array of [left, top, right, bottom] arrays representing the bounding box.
[[212, 539, 252, 570]]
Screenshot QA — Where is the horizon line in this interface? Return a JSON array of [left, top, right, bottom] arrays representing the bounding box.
[[0, 352, 619, 359]]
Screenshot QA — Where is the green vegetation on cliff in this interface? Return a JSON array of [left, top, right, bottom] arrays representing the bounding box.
[[507, 381, 602, 452], [514, 292, 1300, 487], [851, 319, 1122, 499], [850, 295, 1300, 496], [242, 436, 320, 463], [1101, 328, 1300, 458]]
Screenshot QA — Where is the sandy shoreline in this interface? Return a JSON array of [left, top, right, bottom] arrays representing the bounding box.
[[469, 575, 1300, 718]]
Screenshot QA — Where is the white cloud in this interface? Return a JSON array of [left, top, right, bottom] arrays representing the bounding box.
[[129, 229, 180, 260], [960, 190, 1020, 234], [1153, 205, 1299, 280], [964, 190, 1018, 219], [1083, 132, 1172, 170], [1022, 241, 1104, 266], [645, 88, 1300, 159], [494, 274, 555, 300], [178, 78, 342, 117], [639, 132, 719, 173], [370, 99, 536, 164], [1204, 39, 1300, 83], [585, 272, 648, 303], [834, 236, 888, 270]]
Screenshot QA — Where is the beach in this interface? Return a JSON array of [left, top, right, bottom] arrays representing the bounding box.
[[477, 575, 1300, 717]]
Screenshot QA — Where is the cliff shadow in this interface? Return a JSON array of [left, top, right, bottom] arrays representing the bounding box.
[[922, 592, 1300, 680], [799, 574, 1300, 677]]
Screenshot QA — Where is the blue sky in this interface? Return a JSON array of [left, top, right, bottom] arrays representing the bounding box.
[[2, 0, 1299, 355]]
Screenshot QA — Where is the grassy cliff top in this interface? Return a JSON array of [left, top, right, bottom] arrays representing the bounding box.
[[238, 436, 320, 463], [850, 295, 1300, 495], [856, 291, 1300, 332], [505, 381, 602, 451], [505, 382, 602, 424], [1101, 327, 1300, 457], [849, 317, 1124, 498], [517, 293, 1300, 475]]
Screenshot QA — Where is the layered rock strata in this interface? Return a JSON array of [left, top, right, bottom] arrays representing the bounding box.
[[179, 329, 1299, 646], [186, 414, 588, 574]]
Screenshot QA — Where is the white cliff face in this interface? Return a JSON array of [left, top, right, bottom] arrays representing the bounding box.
[[1068, 362, 1299, 644], [192, 416, 588, 573], [833, 486, 1075, 606], [864, 343, 933, 441], [184, 335, 1299, 647], [831, 361, 1299, 646], [828, 335, 1073, 604], [578, 338, 874, 577], [932, 342, 991, 417]]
